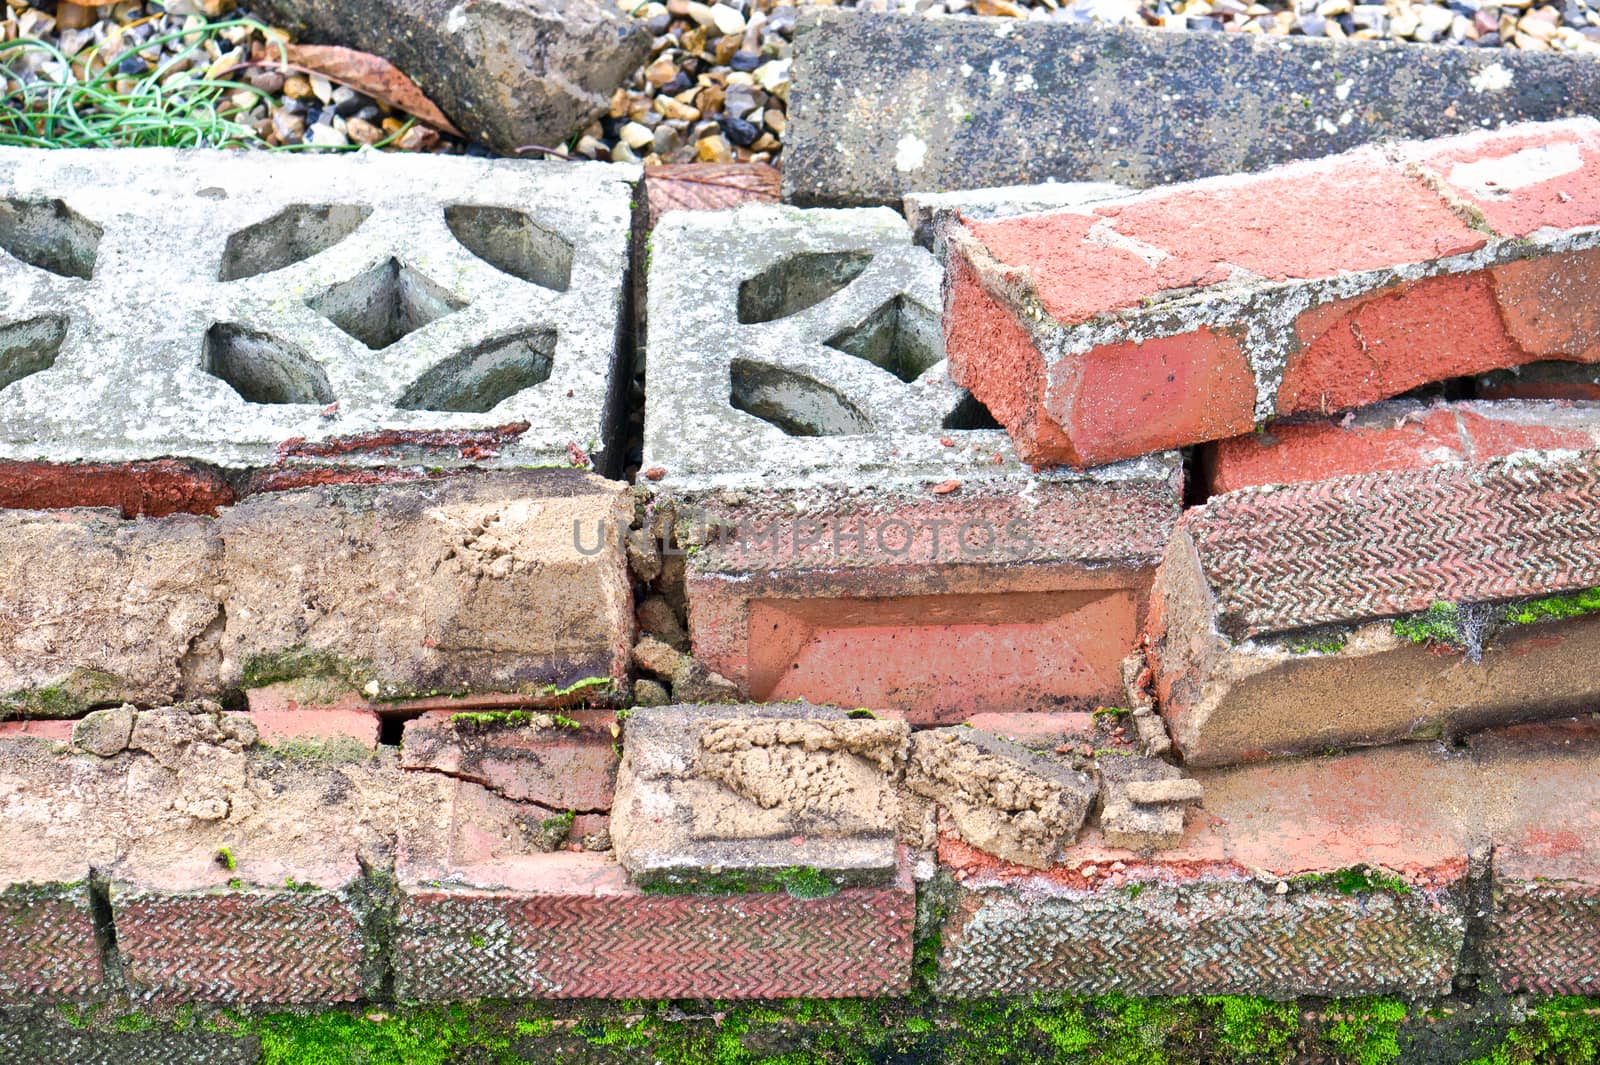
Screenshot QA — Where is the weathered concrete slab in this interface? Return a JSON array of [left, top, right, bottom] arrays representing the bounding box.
[[901, 181, 1130, 252], [785, 11, 1600, 207], [642, 204, 1182, 719], [0, 147, 637, 476], [610, 703, 906, 892]]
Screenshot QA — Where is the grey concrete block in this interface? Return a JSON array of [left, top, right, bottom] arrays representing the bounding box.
[[641, 202, 1175, 493], [0, 148, 638, 474], [610, 702, 907, 891], [785, 11, 1600, 207]]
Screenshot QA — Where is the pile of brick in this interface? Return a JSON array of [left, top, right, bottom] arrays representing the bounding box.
[[0, 117, 1596, 1034]]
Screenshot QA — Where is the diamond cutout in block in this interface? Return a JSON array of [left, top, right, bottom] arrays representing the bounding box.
[[0, 198, 101, 279], [204, 322, 335, 405], [219, 204, 372, 281], [0, 315, 67, 393], [736, 251, 873, 324], [730, 358, 873, 437], [825, 295, 943, 383], [398, 329, 556, 413], [307, 258, 466, 350]]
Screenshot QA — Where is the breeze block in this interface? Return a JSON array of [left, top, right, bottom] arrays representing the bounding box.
[[1147, 446, 1600, 766], [642, 204, 1181, 722], [943, 119, 1600, 467], [0, 146, 637, 480]]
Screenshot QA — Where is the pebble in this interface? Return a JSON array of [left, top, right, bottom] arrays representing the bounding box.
[[345, 116, 384, 145], [306, 123, 349, 148]]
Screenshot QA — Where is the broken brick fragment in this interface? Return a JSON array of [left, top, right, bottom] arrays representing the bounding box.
[[944, 118, 1600, 467]]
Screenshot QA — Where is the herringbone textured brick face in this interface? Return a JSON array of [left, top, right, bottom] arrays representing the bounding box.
[[394, 885, 915, 1000], [936, 880, 1464, 998], [1488, 880, 1600, 995], [1188, 450, 1600, 639], [114, 890, 368, 1003], [0, 887, 102, 1002]]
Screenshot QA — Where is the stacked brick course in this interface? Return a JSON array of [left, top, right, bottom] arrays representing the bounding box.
[[0, 118, 1598, 1027]]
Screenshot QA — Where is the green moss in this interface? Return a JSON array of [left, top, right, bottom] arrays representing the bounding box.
[[1392, 602, 1464, 647], [1290, 866, 1412, 897], [1093, 706, 1132, 718], [1286, 630, 1349, 656], [1205, 997, 1298, 1063], [0, 669, 123, 719], [240, 648, 375, 693], [1503, 587, 1600, 626], [263, 735, 374, 764], [1323, 997, 1407, 1065], [255, 1006, 515, 1065], [1464, 996, 1600, 1064], [642, 866, 843, 900], [449, 709, 538, 727], [216, 847, 236, 872]]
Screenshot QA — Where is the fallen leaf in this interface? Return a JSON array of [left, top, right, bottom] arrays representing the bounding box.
[[281, 44, 460, 137], [931, 480, 961, 495], [645, 163, 780, 229]]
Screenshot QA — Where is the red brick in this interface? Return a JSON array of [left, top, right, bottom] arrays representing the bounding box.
[[1278, 271, 1527, 417], [0, 459, 235, 518], [1057, 328, 1257, 465], [1403, 117, 1600, 237], [1205, 400, 1600, 494], [965, 149, 1482, 326], [396, 852, 914, 1000], [395, 783, 915, 999], [934, 743, 1471, 997], [681, 474, 1179, 724], [245, 705, 382, 752], [112, 853, 373, 1003], [0, 882, 103, 1003], [399, 709, 618, 810], [0, 720, 76, 744], [943, 250, 1080, 466], [1489, 247, 1600, 363]]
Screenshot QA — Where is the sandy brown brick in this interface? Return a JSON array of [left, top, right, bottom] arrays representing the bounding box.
[[400, 708, 618, 810]]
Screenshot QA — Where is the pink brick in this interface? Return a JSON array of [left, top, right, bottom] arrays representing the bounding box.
[[1206, 399, 1600, 494], [0, 881, 103, 1003], [682, 474, 1179, 724], [1402, 117, 1600, 237], [944, 120, 1600, 468], [0, 720, 76, 744], [112, 854, 373, 1003], [964, 149, 1481, 327], [0, 459, 235, 518], [244, 687, 382, 751], [399, 708, 618, 810], [395, 780, 915, 999]]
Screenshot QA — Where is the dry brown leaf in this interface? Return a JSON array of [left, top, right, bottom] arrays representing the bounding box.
[[281, 44, 461, 137], [645, 163, 781, 229]]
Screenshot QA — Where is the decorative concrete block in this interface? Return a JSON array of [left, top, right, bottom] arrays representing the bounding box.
[[643, 204, 1181, 721], [0, 147, 637, 476]]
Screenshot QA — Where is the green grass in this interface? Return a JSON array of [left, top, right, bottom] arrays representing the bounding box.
[[0, 18, 413, 151]]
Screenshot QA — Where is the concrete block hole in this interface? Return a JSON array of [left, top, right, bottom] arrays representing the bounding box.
[[398, 328, 558, 413], [736, 250, 874, 324], [444, 205, 574, 292], [203, 322, 336, 406], [0, 314, 68, 392], [730, 358, 873, 436], [307, 257, 466, 351], [0, 197, 102, 279], [218, 203, 373, 282], [826, 294, 943, 383]]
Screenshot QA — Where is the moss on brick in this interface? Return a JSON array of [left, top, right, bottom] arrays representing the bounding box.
[[0, 669, 124, 719], [1289, 866, 1413, 897], [639, 866, 844, 900], [1502, 587, 1600, 627], [239, 648, 376, 693]]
